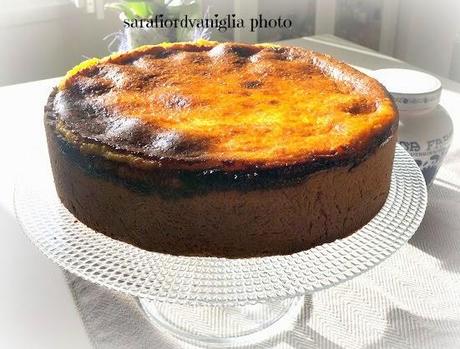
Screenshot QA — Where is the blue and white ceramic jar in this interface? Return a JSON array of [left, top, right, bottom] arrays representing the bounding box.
[[372, 68, 453, 187]]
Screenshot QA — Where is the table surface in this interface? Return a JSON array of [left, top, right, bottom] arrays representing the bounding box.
[[1, 34, 459, 349]]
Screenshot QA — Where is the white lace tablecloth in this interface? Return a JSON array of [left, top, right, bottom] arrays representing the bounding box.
[[58, 36, 460, 348]]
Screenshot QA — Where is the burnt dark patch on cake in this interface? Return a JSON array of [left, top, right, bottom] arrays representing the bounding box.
[[343, 99, 377, 115], [250, 47, 303, 63], [144, 131, 209, 159], [156, 49, 180, 59], [80, 65, 103, 78], [68, 77, 113, 97], [232, 45, 259, 58], [104, 117, 153, 146], [265, 47, 291, 61], [209, 43, 260, 59], [242, 80, 263, 89]]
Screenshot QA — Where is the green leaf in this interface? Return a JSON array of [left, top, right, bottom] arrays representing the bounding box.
[[128, 2, 153, 18]]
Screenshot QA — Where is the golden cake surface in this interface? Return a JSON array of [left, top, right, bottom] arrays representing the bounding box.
[[54, 40, 396, 170]]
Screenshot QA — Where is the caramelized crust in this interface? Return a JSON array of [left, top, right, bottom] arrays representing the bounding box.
[[51, 40, 397, 171]]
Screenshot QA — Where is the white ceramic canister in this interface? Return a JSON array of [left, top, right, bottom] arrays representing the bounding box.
[[372, 68, 453, 187]]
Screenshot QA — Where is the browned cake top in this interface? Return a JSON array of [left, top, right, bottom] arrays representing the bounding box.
[[52, 40, 397, 170]]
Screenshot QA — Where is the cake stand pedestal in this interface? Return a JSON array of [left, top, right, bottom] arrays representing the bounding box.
[[138, 296, 305, 346], [15, 145, 427, 347]]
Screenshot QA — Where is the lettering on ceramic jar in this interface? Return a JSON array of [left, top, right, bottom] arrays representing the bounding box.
[[427, 131, 453, 151], [399, 129, 453, 185], [399, 141, 420, 152]]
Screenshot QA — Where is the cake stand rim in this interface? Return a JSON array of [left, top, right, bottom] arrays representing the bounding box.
[[14, 144, 427, 306]]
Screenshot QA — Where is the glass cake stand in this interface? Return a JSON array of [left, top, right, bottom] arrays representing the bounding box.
[[15, 145, 427, 347]]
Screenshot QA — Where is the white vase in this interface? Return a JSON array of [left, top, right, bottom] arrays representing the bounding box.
[[398, 105, 453, 186], [372, 68, 454, 187]]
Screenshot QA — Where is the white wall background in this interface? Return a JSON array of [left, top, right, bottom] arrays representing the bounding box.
[[0, 0, 459, 86], [0, 2, 120, 86], [394, 0, 460, 78]]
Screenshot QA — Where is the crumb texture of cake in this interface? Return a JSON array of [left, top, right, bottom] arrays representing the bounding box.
[[45, 40, 398, 257]]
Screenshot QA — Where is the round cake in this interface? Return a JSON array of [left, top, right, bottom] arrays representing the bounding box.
[[44, 40, 398, 258]]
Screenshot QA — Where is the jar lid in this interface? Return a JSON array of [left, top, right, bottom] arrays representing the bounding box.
[[371, 68, 442, 114]]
